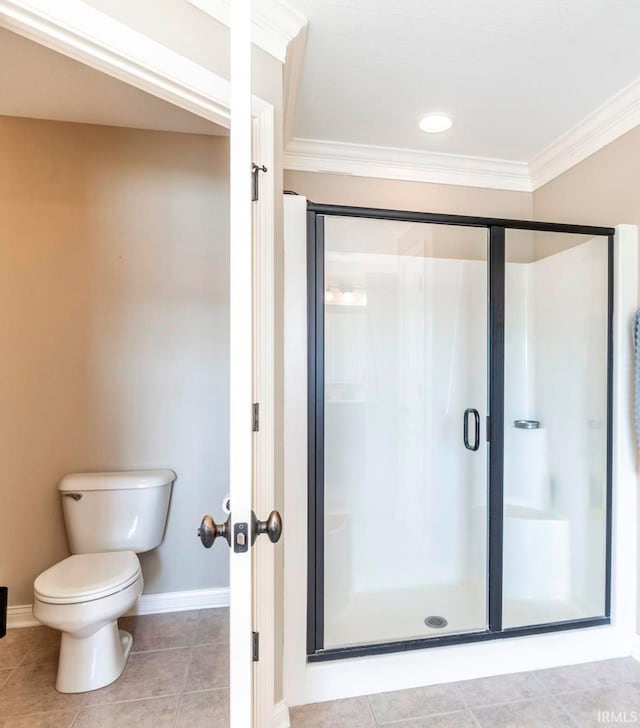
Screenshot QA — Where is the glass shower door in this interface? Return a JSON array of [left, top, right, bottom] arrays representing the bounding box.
[[319, 215, 489, 649]]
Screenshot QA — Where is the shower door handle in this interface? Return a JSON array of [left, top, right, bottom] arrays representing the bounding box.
[[464, 408, 480, 451]]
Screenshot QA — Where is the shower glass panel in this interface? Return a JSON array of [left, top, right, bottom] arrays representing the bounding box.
[[321, 216, 489, 649], [502, 230, 610, 629]]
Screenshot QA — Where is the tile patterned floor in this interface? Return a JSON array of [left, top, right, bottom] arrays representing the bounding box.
[[0, 608, 229, 727], [290, 657, 640, 728], [3, 613, 640, 728]]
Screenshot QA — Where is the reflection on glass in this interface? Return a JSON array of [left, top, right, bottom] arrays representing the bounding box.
[[502, 231, 608, 628], [322, 217, 488, 649]]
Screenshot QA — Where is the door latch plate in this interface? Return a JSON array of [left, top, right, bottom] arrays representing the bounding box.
[[233, 522, 249, 553]]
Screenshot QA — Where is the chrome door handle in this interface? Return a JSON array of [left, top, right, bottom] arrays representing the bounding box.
[[464, 408, 480, 451]]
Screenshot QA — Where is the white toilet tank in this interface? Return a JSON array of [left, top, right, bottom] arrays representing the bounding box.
[[59, 470, 176, 554]]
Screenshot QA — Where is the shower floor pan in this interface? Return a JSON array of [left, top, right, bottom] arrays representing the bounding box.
[[324, 581, 588, 650]]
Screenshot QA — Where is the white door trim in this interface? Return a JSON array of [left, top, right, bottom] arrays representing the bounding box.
[[0, 4, 277, 725], [283, 203, 639, 705]]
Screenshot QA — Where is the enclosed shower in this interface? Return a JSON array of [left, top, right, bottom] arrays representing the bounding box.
[[306, 204, 613, 661]]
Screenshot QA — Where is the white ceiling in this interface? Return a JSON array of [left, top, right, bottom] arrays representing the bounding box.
[[0, 27, 227, 136], [290, 0, 640, 162]]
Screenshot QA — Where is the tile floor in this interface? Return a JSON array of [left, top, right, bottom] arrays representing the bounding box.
[[0, 608, 229, 727], [3, 614, 640, 728], [290, 657, 640, 728]]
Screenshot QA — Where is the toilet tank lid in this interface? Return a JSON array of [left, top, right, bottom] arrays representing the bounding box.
[[58, 469, 176, 492]]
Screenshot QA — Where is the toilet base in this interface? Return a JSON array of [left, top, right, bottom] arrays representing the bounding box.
[[56, 623, 133, 693]]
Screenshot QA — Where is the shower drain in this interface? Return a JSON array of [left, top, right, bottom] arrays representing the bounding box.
[[424, 615, 448, 629]]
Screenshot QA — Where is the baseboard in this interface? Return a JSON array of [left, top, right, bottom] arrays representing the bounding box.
[[128, 587, 230, 616], [273, 700, 290, 728], [7, 587, 230, 629], [6, 605, 37, 629]]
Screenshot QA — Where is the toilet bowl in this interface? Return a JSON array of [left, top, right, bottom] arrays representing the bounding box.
[[34, 551, 143, 692], [32, 470, 175, 693]]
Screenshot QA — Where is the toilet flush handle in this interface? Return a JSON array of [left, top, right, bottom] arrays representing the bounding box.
[[63, 493, 82, 501]]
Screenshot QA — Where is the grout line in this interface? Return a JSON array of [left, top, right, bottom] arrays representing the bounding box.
[[172, 691, 183, 728], [452, 683, 482, 728], [68, 710, 80, 728], [365, 695, 377, 725], [179, 686, 230, 696], [528, 671, 552, 695], [81, 690, 184, 710], [377, 709, 476, 727], [175, 641, 195, 701], [0, 668, 18, 693], [554, 696, 583, 728]]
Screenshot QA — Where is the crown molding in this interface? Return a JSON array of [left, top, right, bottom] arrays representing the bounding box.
[[529, 77, 640, 190], [187, 0, 307, 63], [286, 73, 640, 192], [284, 137, 532, 192], [283, 21, 308, 144], [0, 0, 231, 127]]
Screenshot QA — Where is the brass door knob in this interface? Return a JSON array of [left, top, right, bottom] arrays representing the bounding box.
[[198, 514, 231, 548]]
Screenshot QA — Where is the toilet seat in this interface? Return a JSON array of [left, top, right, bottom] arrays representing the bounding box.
[[34, 551, 141, 605]]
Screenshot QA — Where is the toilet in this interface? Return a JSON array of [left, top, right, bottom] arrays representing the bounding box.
[[33, 469, 175, 693]]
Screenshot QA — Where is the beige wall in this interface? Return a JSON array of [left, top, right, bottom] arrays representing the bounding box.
[[284, 170, 533, 219], [533, 125, 640, 228], [0, 116, 230, 605]]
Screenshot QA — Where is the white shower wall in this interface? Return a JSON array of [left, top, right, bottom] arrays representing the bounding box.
[[504, 237, 608, 622]]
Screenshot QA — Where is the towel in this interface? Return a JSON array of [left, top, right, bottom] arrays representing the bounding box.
[[634, 309, 640, 447]]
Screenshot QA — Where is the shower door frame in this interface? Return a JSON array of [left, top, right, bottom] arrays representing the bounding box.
[[306, 202, 615, 662]]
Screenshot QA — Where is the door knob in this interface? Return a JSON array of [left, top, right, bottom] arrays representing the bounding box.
[[251, 510, 283, 545], [198, 514, 231, 548]]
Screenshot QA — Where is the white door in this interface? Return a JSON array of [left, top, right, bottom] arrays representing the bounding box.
[[229, 2, 254, 727], [197, 4, 280, 727]]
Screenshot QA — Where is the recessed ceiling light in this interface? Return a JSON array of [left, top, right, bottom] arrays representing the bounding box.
[[419, 114, 453, 133]]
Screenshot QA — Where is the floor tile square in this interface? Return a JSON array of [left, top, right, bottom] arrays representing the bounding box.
[[0, 662, 84, 717], [73, 695, 178, 728], [455, 671, 547, 708], [184, 644, 229, 692], [175, 689, 229, 728], [0, 709, 78, 728], [0, 628, 47, 669], [194, 608, 229, 645], [82, 647, 190, 706], [473, 696, 574, 727], [290, 696, 375, 728], [556, 681, 640, 728], [120, 610, 199, 652], [369, 685, 464, 723]]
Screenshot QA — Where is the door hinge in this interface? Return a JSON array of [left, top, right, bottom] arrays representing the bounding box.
[[486, 416, 491, 443], [252, 163, 267, 202], [252, 631, 260, 661], [252, 403, 260, 432]]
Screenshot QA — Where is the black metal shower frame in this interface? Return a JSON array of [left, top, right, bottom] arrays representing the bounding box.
[[306, 201, 615, 662]]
